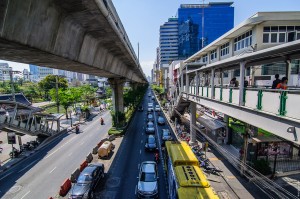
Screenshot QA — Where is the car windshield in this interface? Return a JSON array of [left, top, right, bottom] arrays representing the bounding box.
[[148, 114, 153, 118], [156, 105, 159, 108], [77, 174, 92, 183], [140, 172, 156, 182], [148, 137, 155, 144], [158, 117, 164, 121], [148, 123, 154, 128]]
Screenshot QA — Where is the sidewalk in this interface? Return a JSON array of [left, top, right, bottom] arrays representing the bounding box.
[[0, 107, 102, 173]]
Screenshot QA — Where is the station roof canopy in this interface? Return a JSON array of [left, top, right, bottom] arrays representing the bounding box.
[[185, 12, 300, 64], [197, 115, 225, 131]]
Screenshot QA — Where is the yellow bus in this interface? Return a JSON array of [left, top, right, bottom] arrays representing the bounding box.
[[165, 141, 219, 199]]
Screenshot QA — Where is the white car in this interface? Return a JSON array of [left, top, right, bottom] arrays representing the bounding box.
[[148, 103, 154, 112], [155, 105, 160, 112]]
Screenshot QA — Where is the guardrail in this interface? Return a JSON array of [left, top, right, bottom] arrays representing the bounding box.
[[186, 86, 300, 121]]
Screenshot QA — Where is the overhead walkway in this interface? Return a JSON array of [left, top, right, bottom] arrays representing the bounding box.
[[0, 100, 62, 137], [170, 41, 300, 145]]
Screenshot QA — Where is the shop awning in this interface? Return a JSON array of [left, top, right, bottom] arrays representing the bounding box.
[[197, 115, 225, 131], [252, 136, 282, 143]]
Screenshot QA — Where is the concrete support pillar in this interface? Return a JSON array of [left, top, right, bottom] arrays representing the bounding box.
[[210, 68, 215, 99], [220, 69, 223, 86], [180, 70, 184, 92], [239, 62, 246, 106], [108, 78, 125, 113], [196, 71, 199, 96], [189, 102, 197, 146], [185, 67, 189, 93], [285, 59, 292, 86], [224, 114, 229, 144]]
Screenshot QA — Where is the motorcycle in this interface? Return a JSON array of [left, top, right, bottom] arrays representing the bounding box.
[[9, 148, 22, 158], [100, 118, 104, 125]]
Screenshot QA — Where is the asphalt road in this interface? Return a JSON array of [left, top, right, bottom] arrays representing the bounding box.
[[0, 111, 111, 199], [100, 89, 173, 199]]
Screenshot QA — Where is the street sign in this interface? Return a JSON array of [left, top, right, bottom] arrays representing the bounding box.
[[7, 132, 16, 144]]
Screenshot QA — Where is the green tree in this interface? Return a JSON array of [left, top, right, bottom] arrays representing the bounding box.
[[105, 87, 112, 98], [50, 88, 75, 118], [80, 85, 97, 105], [38, 75, 68, 99]]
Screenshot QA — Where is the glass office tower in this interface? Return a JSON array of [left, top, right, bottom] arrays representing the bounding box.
[[178, 2, 234, 59]]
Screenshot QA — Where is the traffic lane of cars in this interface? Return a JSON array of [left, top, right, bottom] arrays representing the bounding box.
[[146, 95, 169, 199]]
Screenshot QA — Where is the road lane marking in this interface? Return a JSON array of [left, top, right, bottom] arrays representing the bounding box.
[[18, 160, 39, 173], [140, 149, 141, 154], [68, 152, 73, 157], [141, 140, 143, 144], [49, 167, 56, 173], [44, 136, 76, 159], [20, 191, 30, 199], [0, 171, 13, 181], [80, 141, 85, 145], [138, 164, 140, 169]]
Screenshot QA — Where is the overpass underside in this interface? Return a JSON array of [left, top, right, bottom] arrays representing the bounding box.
[[0, 0, 146, 83]]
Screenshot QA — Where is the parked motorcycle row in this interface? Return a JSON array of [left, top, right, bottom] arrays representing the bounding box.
[[191, 145, 223, 176], [9, 140, 40, 158]]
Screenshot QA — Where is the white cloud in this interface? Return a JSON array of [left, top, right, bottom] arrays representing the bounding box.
[[0, 60, 29, 71], [141, 60, 154, 77]]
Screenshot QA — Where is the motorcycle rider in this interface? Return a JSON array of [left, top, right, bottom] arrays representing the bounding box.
[[75, 125, 80, 134], [154, 151, 159, 163], [100, 117, 104, 125]]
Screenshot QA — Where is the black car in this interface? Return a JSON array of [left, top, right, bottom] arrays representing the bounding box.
[[145, 135, 157, 151], [69, 163, 104, 199], [138, 106, 144, 112]]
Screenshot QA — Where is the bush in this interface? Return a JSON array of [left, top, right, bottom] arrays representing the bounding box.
[[111, 111, 126, 127], [253, 159, 272, 175], [108, 127, 123, 135]]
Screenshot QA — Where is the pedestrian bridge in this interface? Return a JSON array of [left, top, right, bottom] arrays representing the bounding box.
[[0, 0, 146, 83], [171, 41, 300, 145], [0, 101, 62, 137]]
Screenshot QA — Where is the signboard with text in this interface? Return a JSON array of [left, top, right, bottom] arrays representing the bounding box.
[[7, 132, 16, 144]]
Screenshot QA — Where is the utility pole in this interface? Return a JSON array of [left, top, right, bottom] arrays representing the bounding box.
[[9, 71, 15, 102], [56, 75, 59, 113]]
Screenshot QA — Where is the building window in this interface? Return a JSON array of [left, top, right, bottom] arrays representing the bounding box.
[[234, 30, 252, 51], [263, 26, 300, 43], [210, 49, 217, 61], [202, 54, 208, 63], [220, 42, 229, 57]]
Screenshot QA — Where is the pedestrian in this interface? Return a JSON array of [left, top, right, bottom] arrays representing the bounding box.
[[230, 77, 239, 87], [272, 74, 281, 89], [276, 77, 288, 90], [244, 77, 249, 87]]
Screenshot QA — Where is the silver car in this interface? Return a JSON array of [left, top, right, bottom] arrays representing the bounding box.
[[137, 161, 158, 199], [161, 129, 172, 141], [157, 116, 165, 125], [146, 122, 155, 134], [147, 113, 154, 122]]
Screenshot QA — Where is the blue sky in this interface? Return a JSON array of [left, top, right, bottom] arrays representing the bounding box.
[[113, 0, 300, 76], [2, 0, 300, 77]]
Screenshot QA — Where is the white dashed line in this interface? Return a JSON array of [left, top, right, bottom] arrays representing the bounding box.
[[0, 171, 13, 181], [80, 141, 85, 145], [141, 140, 143, 144], [18, 160, 38, 173], [20, 191, 30, 199], [140, 149, 142, 154], [68, 152, 73, 157], [49, 167, 56, 174]]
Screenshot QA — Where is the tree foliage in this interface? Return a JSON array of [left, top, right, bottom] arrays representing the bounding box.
[[38, 75, 68, 99]]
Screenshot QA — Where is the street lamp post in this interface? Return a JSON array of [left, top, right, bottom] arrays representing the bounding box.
[[56, 75, 59, 113]]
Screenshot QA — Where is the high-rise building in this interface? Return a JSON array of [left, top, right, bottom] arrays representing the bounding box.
[[29, 65, 54, 81], [178, 2, 234, 59], [159, 18, 178, 67], [0, 63, 11, 81]]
